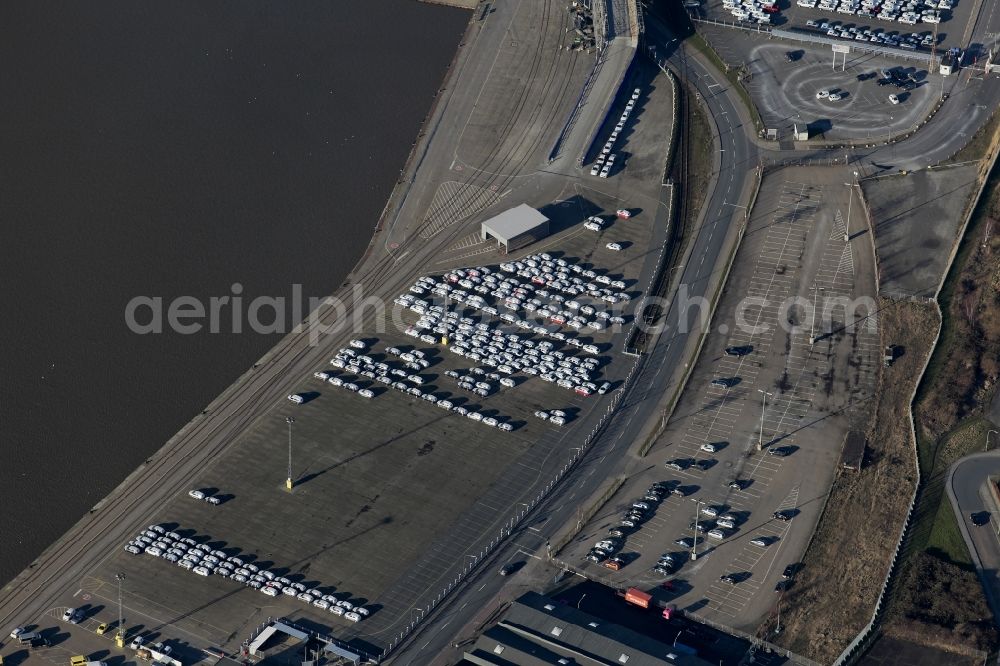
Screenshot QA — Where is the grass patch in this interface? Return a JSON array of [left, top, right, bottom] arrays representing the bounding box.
[[687, 33, 762, 134], [926, 493, 972, 568], [686, 82, 712, 218]]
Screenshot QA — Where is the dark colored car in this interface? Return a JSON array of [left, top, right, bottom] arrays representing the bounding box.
[[971, 511, 991, 527], [782, 563, 800, 579], [499, 563, 517, 576], [710, 377, 738, 388], [775, 579, 793, 592], [724, 345, 753, 356], [773, 510, 793, 522], [694, 459, 715, 471], [768, 446, 792, 457], [720, 574, 737, 585], [665, 459, 692, 471], [728, 479, 748, 490], [674, 537, 694, 548]]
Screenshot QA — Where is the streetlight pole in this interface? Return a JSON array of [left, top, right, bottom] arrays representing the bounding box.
[[987, 430, 999, 453], [845, 172, 858, 241], [115, 573, 125, 648], [285, 416, 295, 490], [690, 499, 705, 561], [757, 390, 773, 451], [809, 285, 825, 344]]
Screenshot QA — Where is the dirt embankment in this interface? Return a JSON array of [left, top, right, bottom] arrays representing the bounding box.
[[885, 551, 997, 656], [915, 193, 1000, 445], [879, 164, 1000, 658], [761, 299, 936, 663]]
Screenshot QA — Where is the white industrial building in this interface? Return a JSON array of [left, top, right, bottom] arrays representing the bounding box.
[[480, 204, 550, 253]]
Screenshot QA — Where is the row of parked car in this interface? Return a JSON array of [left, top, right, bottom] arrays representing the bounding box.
[[723, 0, 779, 24], [797, 0, 949, 24], [123, 524, 370, 623], [187, 488, 223, 504], [418, 257, 630, 332], [586, 481, 674, 570], [397, 291, 607, 396], [355, 339, 520, 430], [590, 87, 641, 177], [806, 18, 939, 49]]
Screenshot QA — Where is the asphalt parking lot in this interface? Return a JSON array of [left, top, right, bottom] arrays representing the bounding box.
[[699, 25, 941, 141], [64, 202, 662, 657], [436, 57, 676, 268], [861, 163, 979, 298], [697, 0, 978, 50], [558, 166, 881, 631]]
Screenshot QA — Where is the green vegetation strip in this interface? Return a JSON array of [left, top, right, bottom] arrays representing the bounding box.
[[688, 33, 762, 133], [926, 491, 973, 567]]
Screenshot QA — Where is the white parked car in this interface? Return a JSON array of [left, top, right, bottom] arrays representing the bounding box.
[[889, 94, 900, 105], [193, 566, 212, 576], [188, 489, 205, 500], [358, 389, 374, 399], [816, 89, 830, 99], [606, 242, 623, 251], [287, 393, 304, 404], [349, 339, 366, 349]]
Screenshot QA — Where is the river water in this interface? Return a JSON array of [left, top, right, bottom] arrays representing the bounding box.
[[0, 0, 469, 586]]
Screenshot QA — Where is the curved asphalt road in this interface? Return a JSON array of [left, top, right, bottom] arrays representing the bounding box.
[[390, 19, 758, 666], [947, 451, 1000, 623]]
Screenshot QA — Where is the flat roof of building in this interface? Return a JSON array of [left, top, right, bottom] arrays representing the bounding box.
[[482, 204, 549, 241], [465, 591, 713, 666]]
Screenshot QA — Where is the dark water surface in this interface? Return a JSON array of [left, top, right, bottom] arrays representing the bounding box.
[[0, 1, 469, 586]]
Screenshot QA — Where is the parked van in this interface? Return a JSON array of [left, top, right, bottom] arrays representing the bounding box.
[[17, 631, 41, 645]]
